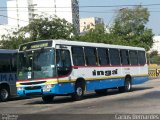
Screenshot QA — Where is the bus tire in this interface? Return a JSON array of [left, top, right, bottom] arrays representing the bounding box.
[[42, 95, 54, 103], [0, 86, 10, 102], [119, 78, 132, 92], [95, 89, 108, 95], [71, 82, 85, 101]]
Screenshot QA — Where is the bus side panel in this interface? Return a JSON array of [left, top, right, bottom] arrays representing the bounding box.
[[86, 78, 125, 91], [132, 76, 149, 85], [52, 83, 74, 95], [0, 73, 17, 97]]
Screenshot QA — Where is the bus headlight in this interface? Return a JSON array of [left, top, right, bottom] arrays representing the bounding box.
[[17, 87, 23, 91], [43, 84, 53, 92]]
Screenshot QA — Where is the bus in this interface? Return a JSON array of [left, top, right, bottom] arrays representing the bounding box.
[[16, 40, 148, 103], [0, 49, 17, 102]]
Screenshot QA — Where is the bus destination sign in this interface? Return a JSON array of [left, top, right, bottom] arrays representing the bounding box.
[[19, 40, 52, 51]]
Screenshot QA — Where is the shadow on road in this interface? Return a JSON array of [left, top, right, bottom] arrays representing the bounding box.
[[7, 96, 31, 102], [24, 86, 153, 105]]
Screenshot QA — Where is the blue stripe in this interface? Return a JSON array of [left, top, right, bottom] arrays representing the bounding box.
[[86, 78, 124, 91], [17, 76, 149, 97], [132, 76, 149, 85]]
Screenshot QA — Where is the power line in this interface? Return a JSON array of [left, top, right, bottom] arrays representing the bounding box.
[[0, 3, 160, 8], [0, 9, 160, 14], [80, 4, 160, 8], [0, 15, 29, 22]]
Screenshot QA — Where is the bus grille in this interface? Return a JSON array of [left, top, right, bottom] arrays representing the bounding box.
[[25, 86, 41, 90], [20, 81, 46, 85], [26, 92, 42, 96]]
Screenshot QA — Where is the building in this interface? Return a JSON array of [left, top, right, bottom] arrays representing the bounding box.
[[7, 0, 79, 33], [7, 0, 29, 28], [150, 36, 160, 54], [0, 0, 8, 25], [80, 17, 104, 33]]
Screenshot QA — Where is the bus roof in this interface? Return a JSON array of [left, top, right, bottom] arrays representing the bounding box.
[[0, 49, 17, 53], [20, 39, 145, 51], [54, 39, 145, 50]]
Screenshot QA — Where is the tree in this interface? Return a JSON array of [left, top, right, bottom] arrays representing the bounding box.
[[0, 16, 74, 49], [77, 24, 107, 43], [150, 50, 158, 58], [111, 6, 154, 51], [148, 50, 160, 64], [76, 23, 130, 46]]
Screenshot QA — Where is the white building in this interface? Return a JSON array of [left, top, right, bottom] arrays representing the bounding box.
[[80, 17, 104, 33], [7, 0, 29, 28], [150, 36, 160, 54], [0, 0, 8, 25], [7, 0, 79, 33]]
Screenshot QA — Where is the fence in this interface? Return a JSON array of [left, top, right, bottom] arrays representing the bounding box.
[[148, 69, 160, 77]]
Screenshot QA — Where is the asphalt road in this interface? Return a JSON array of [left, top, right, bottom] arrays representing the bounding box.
[[1, 78, 160, 120]]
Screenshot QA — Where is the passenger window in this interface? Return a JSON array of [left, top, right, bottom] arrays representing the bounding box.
[[97, 48, 109, 65], [72, 47, 85, 66], [11, 53, 17, 72], [56, 50, 72, 76], [120, 50, 130, 65], [138, 51, 146, 65], [109, 49, 120, 65], [84, 47, 98, 66], [129, 50, 138, 65], [0, 53, 12, 73]]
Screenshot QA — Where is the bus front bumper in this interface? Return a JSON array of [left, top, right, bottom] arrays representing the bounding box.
[[17, 83, 75, 97], [17, 84, 55, 97]]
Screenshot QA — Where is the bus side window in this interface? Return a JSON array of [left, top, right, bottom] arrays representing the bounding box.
[[120, 49, 130, 65], [138, 51, 146, 65], [129, 50, 138, 65], [11, 53, 17, 72], [97, 48, 109, 66], [0, 53, 12, 73], [84, 47, 98, 66], [72, 46, 85, 66], [56, 49, 71, 76], [109, 49, 120, 66]]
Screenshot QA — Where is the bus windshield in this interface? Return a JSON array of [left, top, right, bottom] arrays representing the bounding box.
[[17, 48, 55, 80]]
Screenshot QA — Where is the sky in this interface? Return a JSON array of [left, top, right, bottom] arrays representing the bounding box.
[[0, 0, 7, 24], [79, 0, 160, 35]]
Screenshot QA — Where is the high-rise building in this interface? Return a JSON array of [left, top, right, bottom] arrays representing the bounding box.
[[80, 17, 104, 33], [7, 0, 29, 27], [7, 0, 79, 33], [0, 0, 8, 25]]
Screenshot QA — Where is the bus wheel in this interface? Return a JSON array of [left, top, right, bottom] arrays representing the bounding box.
[[95, 89, 108, 95], [0, 87, 10, 102], [119, 78, 132, 92], [42, 95, 54, 103], [71, 82, 85, 101]]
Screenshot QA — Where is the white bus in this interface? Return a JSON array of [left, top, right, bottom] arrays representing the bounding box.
[[0, 49, 17, 102], [16, 40, 148, 103]]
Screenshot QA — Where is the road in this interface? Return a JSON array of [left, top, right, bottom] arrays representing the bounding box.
[[0, 78, 160, 120]]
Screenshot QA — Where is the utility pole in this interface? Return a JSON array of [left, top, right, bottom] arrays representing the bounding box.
[[16, 0, 20, 29], [54, 0, 56, 16]]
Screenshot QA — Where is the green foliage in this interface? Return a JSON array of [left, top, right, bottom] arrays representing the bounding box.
[[75, 6, 153, 51], [0, 16, 74, 49], [77, 24, 107, 43], [148, 51, 160, 64], [150, 50, 158, 57], [0, 6, 154, 51], [111, 6, 154, 51]]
